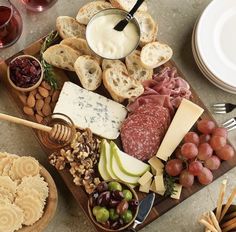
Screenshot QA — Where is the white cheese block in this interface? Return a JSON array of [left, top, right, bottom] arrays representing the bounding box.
[[53, 82, 127, 139], [150, 179, 165, 196], [139, 178, 152, 193], [148, 157, 164, 175], [138, 171, 153, 186], [156, 99, 204, 161], [154, 174, 166, 193], [171, 184, 182, 200]]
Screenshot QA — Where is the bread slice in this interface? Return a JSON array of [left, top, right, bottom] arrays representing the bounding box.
[[60, 38, 101, 64], [56, 16, 86, 39], [103, 68, 144, 103], [109, 0, 147, 12], [76, 1, 113, 25], [102, 59, 128, 73], [74, 55, 102, 91], [125, 50, 153, 83], [135, 12, 158, 47], [43, 44, 80, 71], [140, 42, 173, 69]]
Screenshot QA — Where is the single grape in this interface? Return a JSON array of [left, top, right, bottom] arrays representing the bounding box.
[[184, 132, 200, 145], [199, 134, 211, 144], [212, 127, 228, 138], [216, 144, 235, 161], [197, 167, 213, 185], [181, 143, 198, 159], [197, 143, 213, 160], [175, 147, 186, 161], [197, 119, 216, 134], [179, 170, 194, 187], [165, 159, 183, 176], [188, 160, 203, 176], [204, 156, 221, 170], [210, 136, 226, 151]]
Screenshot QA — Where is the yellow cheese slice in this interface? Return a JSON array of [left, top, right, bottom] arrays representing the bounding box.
[[138, 171, 153, 186], [154, 174, 166, 193], [171, 184, 182, 200], [156, 99, 204, 161], [139, 178, 152, 193]]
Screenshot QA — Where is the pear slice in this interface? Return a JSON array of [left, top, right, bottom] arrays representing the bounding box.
[[110, 142, 150, 177], [98, 140, 111, 181]]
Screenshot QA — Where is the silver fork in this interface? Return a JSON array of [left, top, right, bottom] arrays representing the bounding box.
[[223, 118, 236, 131], [212, 103, 236, 114]]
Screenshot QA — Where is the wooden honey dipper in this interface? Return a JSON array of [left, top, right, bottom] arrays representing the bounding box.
[[0, 113, 72, 143]]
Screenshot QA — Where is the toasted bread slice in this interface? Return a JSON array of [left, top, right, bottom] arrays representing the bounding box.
[[109, 0, 147, 12], [140, 42, 173, 69], [103, 68, 144, 103], [102, 59, 128, 73], [60, 38, 101, 64], [76, 1, 113, 25], [43, 44, 80, 71], [56, 16, 86, 39], [135, 12, 158, 47], [74, 55, 102, 91], [125, 50, 153, 83]]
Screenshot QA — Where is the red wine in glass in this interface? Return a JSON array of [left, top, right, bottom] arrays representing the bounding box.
[[21, 0, 57, 12], [0, 1, 22, 48]]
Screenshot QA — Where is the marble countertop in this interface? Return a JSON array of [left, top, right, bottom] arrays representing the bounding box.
[[1, 0, 236, 232]]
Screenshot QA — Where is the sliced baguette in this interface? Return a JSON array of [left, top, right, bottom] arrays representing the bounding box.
[[135, 12, 158, 47], [102, 59, 128, 73], [125, 50, 153, 83], [43, 44, 80, 71], [109, 0, 147, 12], [140, 42, 173, 69], [60, 38, 101, 64], [76, 1, 113, 25], [74, 55, 102, 91], [56, 16, 86, 39], [103, 68, 144, 103]]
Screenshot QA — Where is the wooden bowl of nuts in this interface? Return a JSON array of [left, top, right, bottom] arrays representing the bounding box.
[[7, 55, 43, 92], [88, 180, 139, 231]]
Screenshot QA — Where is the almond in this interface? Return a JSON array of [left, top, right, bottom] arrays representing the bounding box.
[[45, 96, 51, 104], [27, 94, 36, 108], [35, 114, 43, 123], [35, 93, 42, 100], [52, 90, 60, 102], [38, 87, 49, 98], [42, 103, 51, 116], [29, 89, 37, 96], [41, 81, 51, 90], [23, 106, 34, 116], [36, 110, 44, 117], [35, 99, 44, 112], [18, 94, 27, 105]]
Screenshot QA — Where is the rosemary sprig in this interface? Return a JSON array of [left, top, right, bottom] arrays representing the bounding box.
[[40, 31, 59, 89], [164, 172, 177, 197]]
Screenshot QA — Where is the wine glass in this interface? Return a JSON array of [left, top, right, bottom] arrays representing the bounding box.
[[21, 0, 58, 12], [0, 0, 23, 48]]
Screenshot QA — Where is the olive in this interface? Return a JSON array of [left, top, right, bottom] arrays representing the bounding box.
[[89, 192, 99, 207], [121, 210, 133, 224], [129, 199, 139, 212], [92, 206, 102, 217], [116, 200, 129, 215], [111, 221, 120, 230], [118, 218, 124, 227], [122, 189, 133, 201], [112, 190, 124, 201], [97, 191, 111, 207], [108, 181, 122, 191], [109, 208, 119, 221], [95, 207, 109, 223], [101, 220, 110, 229], [109, 199, 120, 208], [96, 182, 108, 193]]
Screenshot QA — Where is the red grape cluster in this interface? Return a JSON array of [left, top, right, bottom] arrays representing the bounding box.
[[165, 119, 235, 188]]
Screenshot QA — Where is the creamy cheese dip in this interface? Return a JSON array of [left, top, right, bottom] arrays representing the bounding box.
[[86, 13, 140, 59]]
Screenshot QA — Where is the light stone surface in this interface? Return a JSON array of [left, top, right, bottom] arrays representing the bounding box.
[[1, 0, 236, 232]]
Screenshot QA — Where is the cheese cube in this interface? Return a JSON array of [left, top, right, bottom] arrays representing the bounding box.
[[148, 157, 164, 175], [138, 171, 153, 186], [154, 174, 166, 193], [150, 179, 165, 196], [156, 99, 204, 161], [139, 178, 152, 193], [171, 184, 182, 200]]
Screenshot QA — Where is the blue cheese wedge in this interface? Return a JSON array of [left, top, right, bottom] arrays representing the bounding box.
[[54, 82, 127, 139]]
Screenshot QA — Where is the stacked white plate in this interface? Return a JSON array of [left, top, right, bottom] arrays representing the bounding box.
[[192, 0, 236, 94]]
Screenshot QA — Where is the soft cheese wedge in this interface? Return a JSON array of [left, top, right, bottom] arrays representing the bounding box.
[[110, 142, 150, 177], [156, 99, 204, 161]]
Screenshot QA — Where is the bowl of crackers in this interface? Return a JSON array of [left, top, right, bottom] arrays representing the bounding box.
[[0, 152, 58, 232]]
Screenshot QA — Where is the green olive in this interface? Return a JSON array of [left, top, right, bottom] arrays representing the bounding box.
[[122, 189, 133, 201], [92, 206, 102, 216], [121, 210, 133, 224], [95, 207, 110, 223], [109, 208, 119, 221], [108, 181, 122, 191]]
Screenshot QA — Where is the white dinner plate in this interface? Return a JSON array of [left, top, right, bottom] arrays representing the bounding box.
[[196, 0, 236, 88]]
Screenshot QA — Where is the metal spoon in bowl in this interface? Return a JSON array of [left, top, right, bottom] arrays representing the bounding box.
[[114, 0, 145, 31]]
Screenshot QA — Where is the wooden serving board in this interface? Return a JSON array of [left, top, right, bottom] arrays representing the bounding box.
[[1, 36, 236, 232]]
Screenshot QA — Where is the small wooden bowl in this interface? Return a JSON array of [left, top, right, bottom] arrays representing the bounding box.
[[88, 181, 139, 232], [19, 166, 58, 232], [7, 55, 43, 92]]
